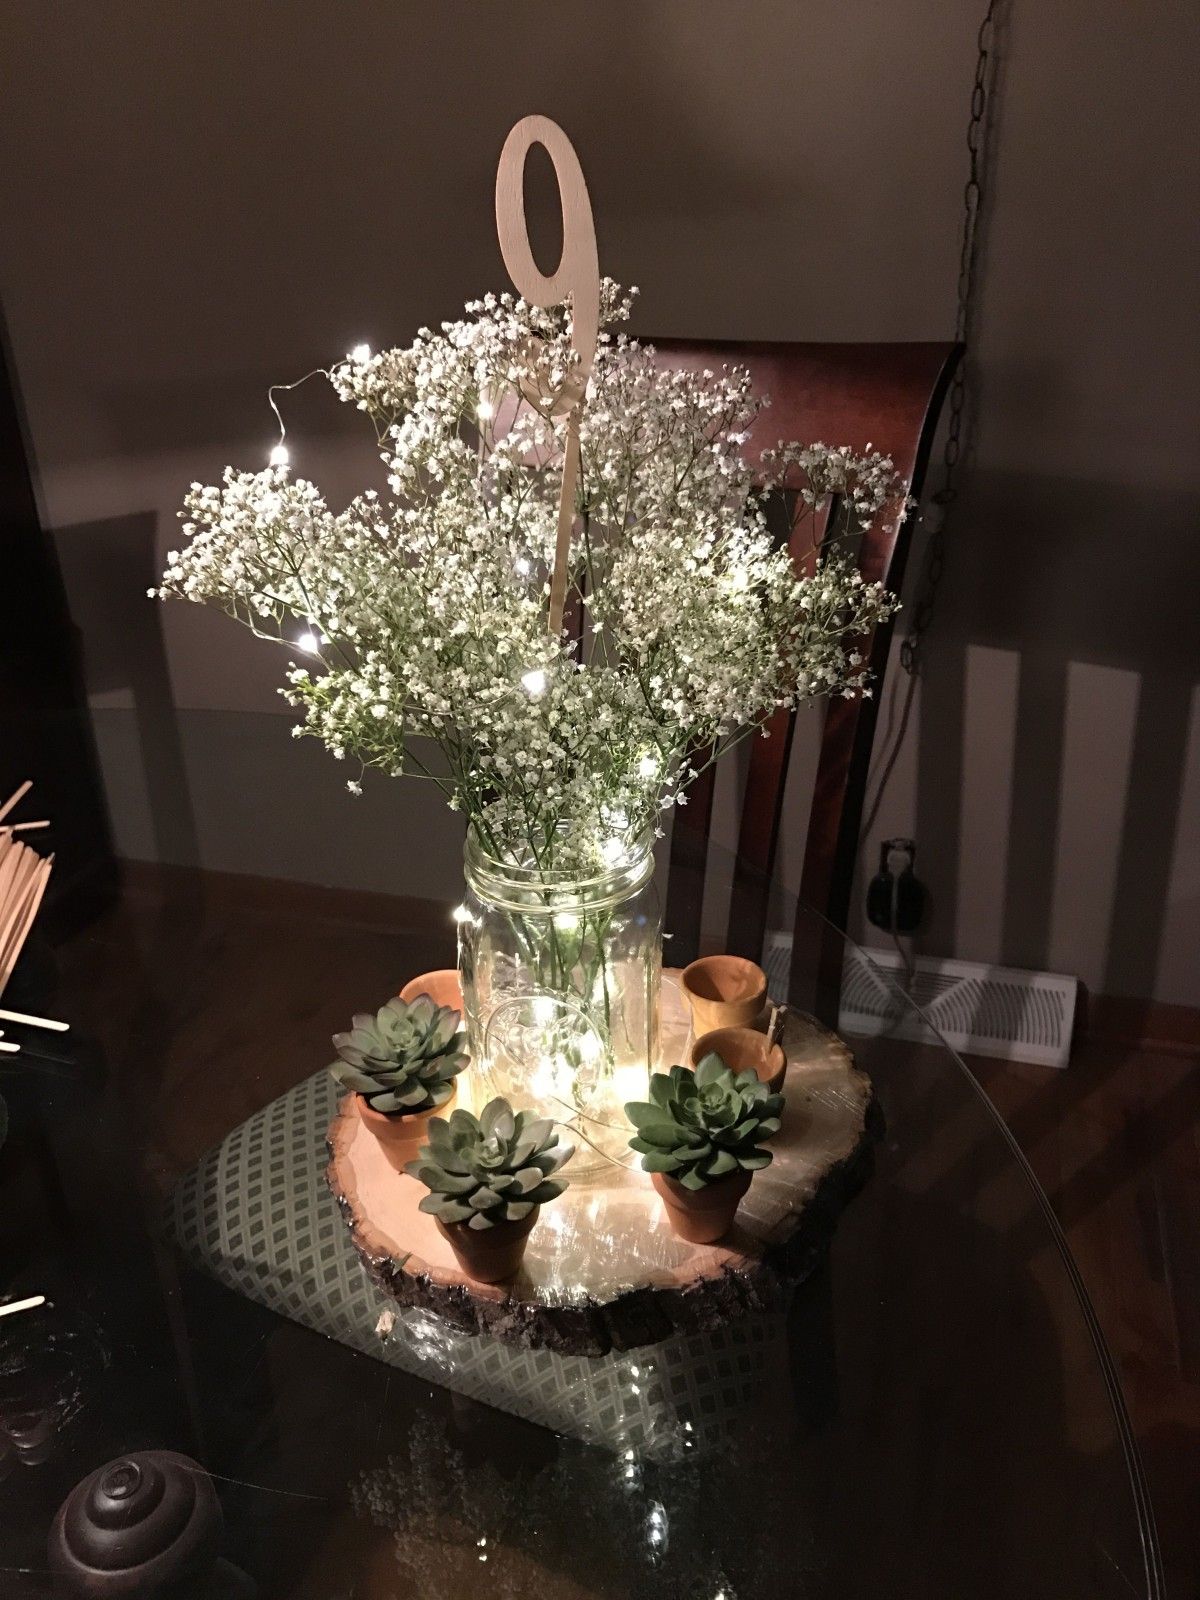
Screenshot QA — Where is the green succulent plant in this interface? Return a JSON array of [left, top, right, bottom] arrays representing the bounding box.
[[625, 1053, 784, 1190], [330, 994, 468, 1114], [405, 1097, 573, 1230]]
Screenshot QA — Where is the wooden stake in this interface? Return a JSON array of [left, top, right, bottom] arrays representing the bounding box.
[[547, 413, 582, 638], [495, 116, 600, 639]]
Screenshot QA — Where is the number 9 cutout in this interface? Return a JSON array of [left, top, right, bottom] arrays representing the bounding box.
[[495, 115, 600, 635]]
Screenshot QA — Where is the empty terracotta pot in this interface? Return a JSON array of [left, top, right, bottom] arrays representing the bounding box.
[[680, 955, 767, 1034], [651, 1169, 752, 1244], [399, 969, 463, 1011], [691, 1026, 787, 1094], [356, 1091, 453, 1173], [437, 1209, 539, 1283]]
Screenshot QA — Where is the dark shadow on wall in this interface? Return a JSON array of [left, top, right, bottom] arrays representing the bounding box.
[[1103, 670, 1195, 1001], [53, 513, 200, 874], [1002, 647, 1068, 972], [913, 629, 967, 955], [913, 468, 1198, 1003]]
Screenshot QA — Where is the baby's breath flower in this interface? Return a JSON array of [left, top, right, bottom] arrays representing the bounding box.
[[157, 281, 902, 873]]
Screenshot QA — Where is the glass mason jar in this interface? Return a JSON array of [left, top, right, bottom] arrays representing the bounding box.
[[458, 826, 661, 1169]]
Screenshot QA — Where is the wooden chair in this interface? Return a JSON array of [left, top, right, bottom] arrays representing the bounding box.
[[652, 339, 960, 1015]]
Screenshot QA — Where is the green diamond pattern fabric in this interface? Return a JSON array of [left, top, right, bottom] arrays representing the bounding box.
[[166, 1069, 784, 1457]]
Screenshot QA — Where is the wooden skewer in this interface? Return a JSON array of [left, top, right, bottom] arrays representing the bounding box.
[[0, 849, 52, 994], [0, 804, 55, 998], [0, 780, 32, 824], [0, 840, 22, 912], [0, 874, 33, 967], [0, 1295, 47, 1318], [0, 1039, 20, 1054], [0, 1006, 68, 1032], [2, 862, 51, 983], [0, 849, 40, 951]]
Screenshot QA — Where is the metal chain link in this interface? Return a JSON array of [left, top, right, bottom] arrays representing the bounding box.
[[900, 0, 1000, 676]]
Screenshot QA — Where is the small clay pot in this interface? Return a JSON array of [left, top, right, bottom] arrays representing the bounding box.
[[680, 955, 767, 1035], [437, 1209, 538, 1283], [356, 1090, 454, 1173], [652, 1169, 752, 1244], [691, 1026, 787, 1095], [399, 969, 463, 1011]]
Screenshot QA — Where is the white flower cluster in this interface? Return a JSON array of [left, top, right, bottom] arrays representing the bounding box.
[[156, 282, 903, 873]]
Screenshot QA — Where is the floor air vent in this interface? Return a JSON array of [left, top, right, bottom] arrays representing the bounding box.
[[762, 935, 1078, 1069]]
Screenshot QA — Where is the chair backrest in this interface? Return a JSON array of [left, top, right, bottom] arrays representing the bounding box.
[[651, 338, 960, 996]]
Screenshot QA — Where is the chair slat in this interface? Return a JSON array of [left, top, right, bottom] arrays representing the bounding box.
[[654, 339, 960, 999]]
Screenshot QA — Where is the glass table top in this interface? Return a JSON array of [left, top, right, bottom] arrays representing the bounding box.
[[0, 851, 1163, 1598]]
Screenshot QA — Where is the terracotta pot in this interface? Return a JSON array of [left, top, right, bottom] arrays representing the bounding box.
[[399, 969, 463, 1012], [652, 1169, 752, 1244], [356, 1089, 454, 1173], [437, 1209, 538, 1283], [691, 1026, 787, 1095], [680, 955, 767, 1035]]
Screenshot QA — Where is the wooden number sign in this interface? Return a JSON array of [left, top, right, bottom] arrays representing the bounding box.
[[495, 115, 600, 638]]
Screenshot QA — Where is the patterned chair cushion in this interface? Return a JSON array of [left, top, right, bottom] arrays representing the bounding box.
[[165, 1070, 786, 1458]]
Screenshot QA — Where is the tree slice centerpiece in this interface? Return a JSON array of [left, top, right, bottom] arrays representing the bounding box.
[[326, 976, 876, 1356]]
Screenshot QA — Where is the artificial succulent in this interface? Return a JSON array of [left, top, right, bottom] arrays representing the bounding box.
[[330, 994, 468, 1114], [406, 1097, 574, 1229], [625, 1053, 784, 1189]]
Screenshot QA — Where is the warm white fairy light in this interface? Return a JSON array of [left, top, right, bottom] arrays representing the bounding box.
[[530, 1057, 558, 1099], [161, 279, 903, 887], [553, 910, 579, 931], [452, 903, 474, 924], [646, 1502, 668, 1550], [350, 343, 372, 362], [600, 836, 628, 867], [295, 630, 320, 654], [576, 1029, 602, 1062], [600, 805, 629, 836]]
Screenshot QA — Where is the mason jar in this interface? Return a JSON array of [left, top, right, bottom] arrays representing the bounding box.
[[458, 826, 661, 1169]]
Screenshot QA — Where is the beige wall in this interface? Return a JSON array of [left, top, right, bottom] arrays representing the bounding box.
[[1, 2, 1196, 1002]]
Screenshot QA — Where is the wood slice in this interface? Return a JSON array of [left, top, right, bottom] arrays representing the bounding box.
[[326, 979, 878, 1356]]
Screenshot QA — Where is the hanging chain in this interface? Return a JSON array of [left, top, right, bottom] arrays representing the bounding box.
[[900, 0, 1000, 676]]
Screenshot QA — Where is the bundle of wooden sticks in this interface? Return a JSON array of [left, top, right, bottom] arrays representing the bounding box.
[[0, 779, 53, 999]]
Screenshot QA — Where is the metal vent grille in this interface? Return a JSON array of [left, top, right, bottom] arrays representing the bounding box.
[[762, 934, 1078, 1069]]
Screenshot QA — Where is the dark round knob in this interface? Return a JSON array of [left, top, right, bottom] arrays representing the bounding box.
[[49, 1450, 221, 1595]]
